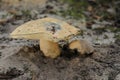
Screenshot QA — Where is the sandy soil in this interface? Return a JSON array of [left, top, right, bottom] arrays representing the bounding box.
[[0, 0, 120, 80]]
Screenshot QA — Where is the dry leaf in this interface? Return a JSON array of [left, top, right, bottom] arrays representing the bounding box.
[[88, 6, 93, 12], [93, 15, 102, 20], [0, 19, 7, 24]]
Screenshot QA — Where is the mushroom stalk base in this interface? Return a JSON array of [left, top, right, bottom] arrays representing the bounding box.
[[39, 39, 61, 58], [69, 40, 94, 55]]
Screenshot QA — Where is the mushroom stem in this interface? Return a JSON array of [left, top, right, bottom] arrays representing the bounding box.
[[69, 40, 94, 55], [39, 39, 61, 58]]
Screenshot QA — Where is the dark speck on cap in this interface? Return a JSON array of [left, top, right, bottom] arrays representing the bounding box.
[[45, 22, 61, 34]]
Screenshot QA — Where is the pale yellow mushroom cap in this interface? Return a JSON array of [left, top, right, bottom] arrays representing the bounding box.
[[11, 17, 79, 42]]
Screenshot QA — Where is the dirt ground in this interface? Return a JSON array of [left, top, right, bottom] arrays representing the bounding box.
[[0, 0, 120, 80]]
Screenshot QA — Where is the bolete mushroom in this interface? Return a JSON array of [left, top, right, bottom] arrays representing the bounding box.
[[11, 17, 94, 58], [10, 17, 79, 58]]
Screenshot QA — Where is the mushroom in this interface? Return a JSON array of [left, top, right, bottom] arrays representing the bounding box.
[[69, 40, 94, 55], [10, 17, 79, 58]]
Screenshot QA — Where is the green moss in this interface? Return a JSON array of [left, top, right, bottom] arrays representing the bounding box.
[[114, 34, 120, 40], [104, 34, 109, 39], [96, 37, 99, 41], [21, 10, 31, 18], [60, 0, 116, 20], [60, 0, 88, 19], [92, 27, 107, 34], [107, 27, 120, 33], [61, 9, 85, 19]]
